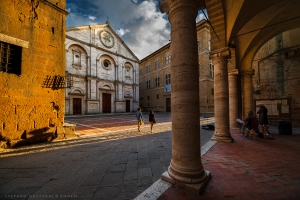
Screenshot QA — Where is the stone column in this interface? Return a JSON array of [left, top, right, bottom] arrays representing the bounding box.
[[228, 69, 239, 129], [210, 48, 233, 142], [159, 0, 210, 194], [242, 70, 254, 118]]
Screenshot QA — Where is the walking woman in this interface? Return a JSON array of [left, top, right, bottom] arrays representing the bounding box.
[[149, 110, 155, 133], [136, 107, 143, 132]]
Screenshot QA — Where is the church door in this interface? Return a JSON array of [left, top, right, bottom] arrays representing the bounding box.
[[126, 100, 130, 112], [73, 98, 82, 114], [102, 93, 111, 113], [166, 98, 171, 112]]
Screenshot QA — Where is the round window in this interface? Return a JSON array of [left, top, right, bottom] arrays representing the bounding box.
[[104, 61, 109, 67]]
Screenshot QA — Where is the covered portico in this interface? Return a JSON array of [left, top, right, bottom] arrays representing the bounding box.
[[158, 0, 300, 194]]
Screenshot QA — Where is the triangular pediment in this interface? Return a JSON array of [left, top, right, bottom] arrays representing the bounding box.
[[66, 23, 139, 62]]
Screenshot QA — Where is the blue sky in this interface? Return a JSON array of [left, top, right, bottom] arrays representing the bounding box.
[[66, 0, 206, 59]]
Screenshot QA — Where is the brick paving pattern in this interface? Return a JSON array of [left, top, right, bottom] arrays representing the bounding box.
[[158, 128, 300, 200]]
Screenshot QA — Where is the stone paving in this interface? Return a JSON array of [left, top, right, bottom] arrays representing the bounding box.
[[0, 113, 215, 200], [158, 127, 300, 200]]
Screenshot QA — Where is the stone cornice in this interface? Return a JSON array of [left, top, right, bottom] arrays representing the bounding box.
[[209, 47, 231, 60], [140, 43, 170, 62], [67, 73, 136, 87], [40, 0, 69, 15]]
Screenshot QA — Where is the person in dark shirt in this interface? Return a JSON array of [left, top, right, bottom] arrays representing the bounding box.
[[149, 110, 155, 133], [257, 104, 269, 133], [243, 111, 259, 138]]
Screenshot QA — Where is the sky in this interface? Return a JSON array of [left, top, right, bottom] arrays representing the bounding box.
[[66, 0, 206, 60]]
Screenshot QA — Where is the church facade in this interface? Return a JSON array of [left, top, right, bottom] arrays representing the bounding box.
[[139, 20, 214, 115], [65, 22, 139, 115]]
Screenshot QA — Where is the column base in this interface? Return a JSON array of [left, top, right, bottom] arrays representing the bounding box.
[[161, 170, 211, 195], [211, 135, 234, 143]]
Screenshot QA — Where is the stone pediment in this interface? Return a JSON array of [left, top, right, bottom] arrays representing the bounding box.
[[66, 24, 139, 62]]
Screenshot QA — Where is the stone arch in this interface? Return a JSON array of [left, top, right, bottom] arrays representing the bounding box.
[[99, 81, 115, 90], [124, 61, 133, 69], [239, 21, 300, 72], [69, 87, 85, 94], [97, 54, 117, 66], [97, 54, 117, 72], [66, 42, 89, 56]]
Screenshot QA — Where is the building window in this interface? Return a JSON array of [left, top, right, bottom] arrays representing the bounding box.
[[147, 96, 150, 100], [165, 72, 171, 85], [211, 88, 214, 95], [165, 54, 171, 65], [197, 40, 200, 51], [210, 60, 214, 77], [146, 65, 150, 73], [72, 49, 81, 66], [139, 81, 142, 90], [139, 69, 142, 75], [146, 79, 150, 89], [157, 94, 159, 99], [155, 59, 160, 69], [155, 75, 160, 87], [0, 41, 22, 75]]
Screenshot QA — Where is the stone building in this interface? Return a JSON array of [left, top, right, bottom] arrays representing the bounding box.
[[65, 22, 139, 115], [0, 0, 68, 147], [139, 20, 213, 115], [252, 28, 300, 127]]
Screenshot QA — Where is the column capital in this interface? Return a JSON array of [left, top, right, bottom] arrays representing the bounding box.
[[241, 69, 255, 76], [159, 0, 205, 14], [228, 69, 239, 76], [209, 47, 231, 60]]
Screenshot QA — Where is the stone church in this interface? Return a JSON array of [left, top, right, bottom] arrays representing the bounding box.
[[65, 21, 139, 115], [139, 20, 214, 115]]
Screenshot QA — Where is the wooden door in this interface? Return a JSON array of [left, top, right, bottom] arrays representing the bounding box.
[[166, 98, 171, 112], [126, 100, 130, 112], [102, 93, 111, 113], [73, 98, 82, 114]]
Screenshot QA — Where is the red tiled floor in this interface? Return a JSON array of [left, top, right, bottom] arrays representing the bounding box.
[[158, 129, 300, 199]]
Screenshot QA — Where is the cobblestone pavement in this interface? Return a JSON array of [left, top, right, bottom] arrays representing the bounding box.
[[158, 127, 300, 200], [0, 113, 215, 200]]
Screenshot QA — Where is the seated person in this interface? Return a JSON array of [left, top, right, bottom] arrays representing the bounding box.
[[242, 111, 259, 138]]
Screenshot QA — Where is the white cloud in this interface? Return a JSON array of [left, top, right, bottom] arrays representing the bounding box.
[[88, 15, 96, 20], [66, 0, 171, 59], [116, 28, 130, 37]]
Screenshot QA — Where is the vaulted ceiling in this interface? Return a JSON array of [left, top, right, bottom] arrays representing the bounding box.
[[205, 0, 300, 71]]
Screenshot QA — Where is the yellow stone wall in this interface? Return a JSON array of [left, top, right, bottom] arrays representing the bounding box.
[[139, 20, 213, 115], [0, 0, 67, 146], [139, 44, 171, 112]]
